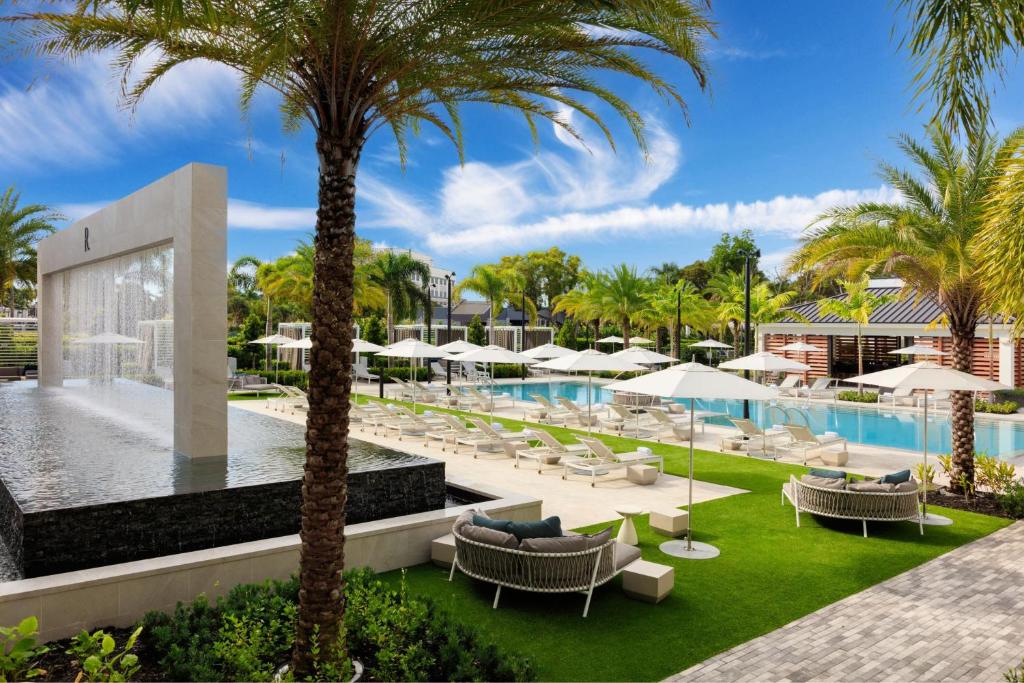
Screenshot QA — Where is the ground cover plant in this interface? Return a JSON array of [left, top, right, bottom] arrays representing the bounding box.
[[357, 396, 1011, 681]]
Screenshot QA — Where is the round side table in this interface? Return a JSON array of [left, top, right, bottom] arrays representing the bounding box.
[[615, 505, 643, 545]]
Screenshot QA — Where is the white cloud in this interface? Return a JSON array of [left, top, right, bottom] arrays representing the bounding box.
[[0, 52, 237, 169], [227, 199, 316, 231]]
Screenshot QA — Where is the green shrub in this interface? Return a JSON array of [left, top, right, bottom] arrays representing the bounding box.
[[975, 399, 1018, 414], [0, 617, 48, 681], [837, 390, 878, 403], [467, 315, 487, 346], [976, 455, 1017, 494], [67, 627, 142, 683], [997, 481, 1024, 519], [142, 570, 534, 682], [994, 389, 1024, 409], [370, 366, 431, 382], [554, 321, 577, 351]]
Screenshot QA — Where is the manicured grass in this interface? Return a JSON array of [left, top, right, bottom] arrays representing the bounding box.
[[227, 392, 282, 401], [362, 395, 1011, 681]]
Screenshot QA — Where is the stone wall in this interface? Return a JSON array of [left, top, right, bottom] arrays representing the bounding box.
[[3, 460, 445, 578]]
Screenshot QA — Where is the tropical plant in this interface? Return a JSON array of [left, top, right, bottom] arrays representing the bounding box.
[[816, 277, 896, 390], [592, 264, 650, 348], [67, 627, 143, 683], [0, 187, 61, 315], [641, 280, 713, 358], [455, 264, 536, 344], [228, 255, 263, 330], [790, 124, 1010, 491], [552, 271, 605, 349], [708, 272, 800, 353], [367, 251, 431, 345], [896, 0, 1024, 140], [467, 315, 487, 347], [11, 0, 714, 672]]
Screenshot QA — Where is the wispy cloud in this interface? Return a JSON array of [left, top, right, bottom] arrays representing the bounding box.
[[227, 199, 316, 231], [711, 45, 788, 61], [0, 51, 237, 169]]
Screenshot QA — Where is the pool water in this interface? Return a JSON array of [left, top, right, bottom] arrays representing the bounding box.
[[493, 381, 1024, 459]]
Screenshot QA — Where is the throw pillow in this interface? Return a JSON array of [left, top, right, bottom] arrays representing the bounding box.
[[472, 514, 512, 532], [808, 468, 846, 479], [847, 480, 894, 493], [519, 535, 588, 553], [508, 516, 562, 540], [894, 479, 919, 493], [460, 524, 519, 549], [800, 474, 848, 490], [880, 469, 911, 484]]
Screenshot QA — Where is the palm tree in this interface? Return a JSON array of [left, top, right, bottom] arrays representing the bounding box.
[[0, 187, 61, 315], [641, 280, 713, 357], [456, 264, 536, 344], [227, 255, 263, 330], [707, 271, 747, 352], [10, 0, 714, 670], [367, 251, 430, 344], [595, 264, 649, 348], [790, 124, 1008, 492], [552, 272, 604, 349], [259, 243, 316, 320], [896, 0, 1024, 139], [816, 278, 896, 391]]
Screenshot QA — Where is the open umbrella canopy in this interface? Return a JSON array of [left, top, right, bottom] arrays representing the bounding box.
[[628, 336, 654, 345], [779, 341, 822, 352], [719, 351, 811, 373], [847, 361, 1006, 391], [597, 335, 624, 345], [445, 344, 537, 365], [534, 349, 642, 373], [606, 361, 776, 400], [280, 337, 312, 350], [521, 343, 575, 360], [375, 338, 449, 359], [249, 334, 294, 346], [689, 339, 733, 349], [611, 347, 677, 365], [351, 338, 386, 354], [889, 345, 948, 357], [71, 332, 144, 345], [436, 340, 481, 354]]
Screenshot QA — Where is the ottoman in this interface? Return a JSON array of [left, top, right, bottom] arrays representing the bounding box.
[[649, 508, 689, 538], [622, 559, 674, 604], [627, 464, 659, 485]]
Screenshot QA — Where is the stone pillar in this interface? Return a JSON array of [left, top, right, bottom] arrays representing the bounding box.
[[999, 336, 1015, 387], [37, 272, 62, 387]]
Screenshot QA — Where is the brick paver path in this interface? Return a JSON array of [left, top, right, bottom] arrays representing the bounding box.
[[671, 521, 1024, 682]]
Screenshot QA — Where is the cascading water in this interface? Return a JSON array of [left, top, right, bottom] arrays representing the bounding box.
[[57, 245, 175, 446]]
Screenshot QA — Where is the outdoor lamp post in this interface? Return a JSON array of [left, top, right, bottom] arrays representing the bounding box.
[[446, 272, 453, 393], [521, 291, 527, 380], [742, 248, 760, 419], [675, 287, 682, 362], [425, 282, 432, 382]]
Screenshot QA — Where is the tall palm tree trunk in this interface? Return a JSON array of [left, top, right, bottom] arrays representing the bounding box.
[[622, 318, 631, 348], [293, 137, 358, 673], [949, 317, 977, 492], [856, 323, 864, 393]]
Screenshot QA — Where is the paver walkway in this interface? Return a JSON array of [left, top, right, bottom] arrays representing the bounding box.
[[671, 521, 1024, 682]]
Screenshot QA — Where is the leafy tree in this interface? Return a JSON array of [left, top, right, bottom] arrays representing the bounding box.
[[228, 255, 263, 331], [496, 247, 579, 308], [456, 264, 536, 344], [359, 314, 386, 346], [0, 186, 61, 315], [706, 230, 760, 276], [554, 319, 577, 351], [367, 251, 431, 344], [648, 262, 685, 286], [709, 272, 801, 352], [593, 264, 650, 348], [641, 280, 714, 357], [11, 0, 715, 671], [552, 271, 605, 348], [467, 315, 487, 347], [679, 260, 712, 291], [817, 278, 896, 390], [897, 0, 1024, 140], [791, 124, 1010, 491]]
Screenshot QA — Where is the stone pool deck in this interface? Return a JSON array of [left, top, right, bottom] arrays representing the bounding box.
[[671, 520, 1024, 683], [233, 401, 747, 529]]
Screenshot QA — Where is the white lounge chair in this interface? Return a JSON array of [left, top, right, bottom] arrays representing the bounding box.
[[647, 409, 692, 442], [776, 424, 848, 465], [879, 385, 916, 407], [527, 394, 573, 425], [557, 397, 598, 427], [721, 418, 787, 455], [577, 436, 664, 473], [776, 374, 803, 397], [802, 377, 837, 399], [353, 359, 379, 384]]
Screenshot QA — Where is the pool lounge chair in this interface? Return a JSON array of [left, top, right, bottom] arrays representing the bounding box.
[[512, 430, 565, 472], [646, 409, 693, 442], [775, 424, 848, 466], [426, 414, 493, 452], [577, 436, 664, 473], [267, 385, 308, 414], [879, 385, 916, 407], [600, 403, 656, 437], [462, 417, 526, 457], [802, 377, 837, 399], [557, 397, 598, 427], [776, 374, 803, 397], [721, 418, 787, 455], [353, 359, 379, 384], [561, 454, 626, 487], [918, 390, 951, 409], [465, 386, 513, 412], [531, 429, 590, 457], [527, 394, 573, 424]]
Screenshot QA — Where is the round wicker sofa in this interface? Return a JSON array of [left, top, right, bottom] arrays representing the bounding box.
[[782, 475, 923, 537], [449, 527, 622, 617]]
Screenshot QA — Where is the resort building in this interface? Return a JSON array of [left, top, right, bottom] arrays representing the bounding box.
[[760, 278, 1019, 387]]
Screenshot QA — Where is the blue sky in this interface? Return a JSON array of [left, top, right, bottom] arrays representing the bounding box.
[[3, 1, 1024, 280]]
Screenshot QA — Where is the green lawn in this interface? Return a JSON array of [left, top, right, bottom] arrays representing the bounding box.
[[363, 395, 1011, 681], [227, 392, 282, 401]]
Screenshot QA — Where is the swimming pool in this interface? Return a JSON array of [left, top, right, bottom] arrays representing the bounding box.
[[493, 381, 1024, 460]]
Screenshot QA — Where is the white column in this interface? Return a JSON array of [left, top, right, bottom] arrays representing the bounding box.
[[37, 272, 62, 387], [999, 336, 1016, 387]]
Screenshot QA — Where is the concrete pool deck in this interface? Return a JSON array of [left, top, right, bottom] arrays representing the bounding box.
[[233, 400, 748, 529]]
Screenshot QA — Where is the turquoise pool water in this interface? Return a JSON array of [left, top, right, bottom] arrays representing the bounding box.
[[493, 381, 1024, 459]]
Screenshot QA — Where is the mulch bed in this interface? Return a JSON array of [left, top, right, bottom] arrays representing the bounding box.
[[36, 626, 167, 682], [928, 488, 1010, 518]]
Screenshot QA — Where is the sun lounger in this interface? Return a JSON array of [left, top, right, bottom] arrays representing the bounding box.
[[646, 409, 692, 442], [557, 397, 598, 427], [776, 374, 803, 397], [918, 390, 951, 409], [879, 385, 915, 407], [512, 429, 565, 472], [721, 418, 787, 455], [801, 377, 837, 399], [577, 436, 664, 473], [775, 424, 848, 465], [527, 394, 573, 424]]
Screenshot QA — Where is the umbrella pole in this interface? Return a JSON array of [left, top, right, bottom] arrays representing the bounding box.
[[688, 397, 695, 552], [490, 361, 494, 422], [412, 357, 417, 415], [922, 390, 928, 517], [587, 371, 593, 436]]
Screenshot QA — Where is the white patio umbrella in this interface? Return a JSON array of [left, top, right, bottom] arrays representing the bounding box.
[[249, 333, 293, 383], [689, 338, 734, 364], [445, 345, 537, 420], [280, 337, 312, 349], [521, 342, 575, 360], [779, 341, 822, 353], [436, 340, 481, 354], [890, 345, 948, 356], [628, 336, 654, 345], [848, 361, 1007, 525], [597, 335, 624, 350], [611, 347, 677, 365], [375, 338, 450, 413], [349, 338, 386, 387], [719, 351, 812, 374], [608, 362, 776, 559], [534, 350, 643, 435]]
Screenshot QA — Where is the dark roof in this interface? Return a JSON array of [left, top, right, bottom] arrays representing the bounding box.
[[781, 286, 1008, 325]]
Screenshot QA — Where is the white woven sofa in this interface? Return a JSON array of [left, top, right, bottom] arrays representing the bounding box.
[[782, 474, 923, 537], [448, 511, 640, 617]]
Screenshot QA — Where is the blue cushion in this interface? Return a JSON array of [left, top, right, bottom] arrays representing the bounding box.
[[508, 516, 562, 540], [472, 514, 512, 533], [880, 469, 911, 484], [809, 468, 846, 479]]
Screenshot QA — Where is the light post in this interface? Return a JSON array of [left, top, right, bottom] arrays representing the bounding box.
[[675, 287, 682, 362], [521, 291, 527, 380], [424, 281, 432, 383], [446, 272, 453, 393], [742, 248, 760, 418]]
